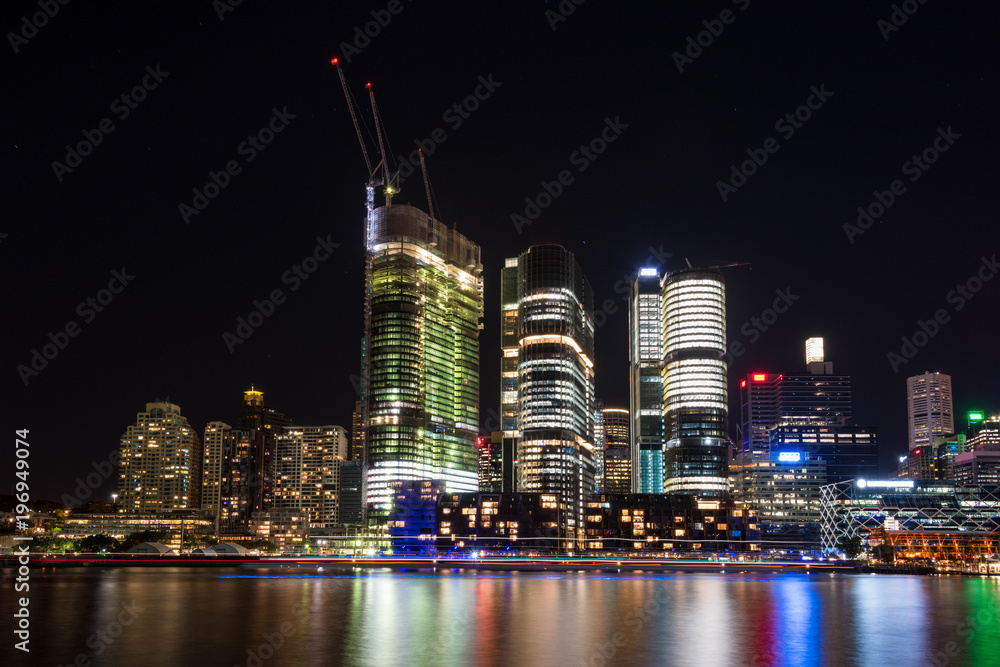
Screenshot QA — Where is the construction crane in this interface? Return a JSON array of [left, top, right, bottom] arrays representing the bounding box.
[[331, 58, 397, 250], [366, 82, 397, 205], [418, 148, 435, 222], [331, 58, 374, 181], [681, 259, 751, 271]]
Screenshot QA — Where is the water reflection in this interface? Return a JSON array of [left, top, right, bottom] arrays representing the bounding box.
[[3, 568, 999, 666]]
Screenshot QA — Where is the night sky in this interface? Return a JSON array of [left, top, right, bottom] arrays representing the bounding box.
[[6, 1, 998, 502]]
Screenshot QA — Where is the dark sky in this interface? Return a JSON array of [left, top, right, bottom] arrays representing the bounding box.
[[5, 1, 999, 502]]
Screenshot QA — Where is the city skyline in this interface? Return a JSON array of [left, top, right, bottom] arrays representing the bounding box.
[[7, 3, 999, 504]]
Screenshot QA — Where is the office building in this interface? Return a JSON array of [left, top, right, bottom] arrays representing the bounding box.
[[953, 450, 1000, 486], [351, 400, 365, 461], [907, 372, 954, 451], [739, 339, 852, 459], [505, 245, 597, 545], [603, 408, 632, 494], [661, 269, 729, 496], [274, 426, 348, 529], [339, 461, 363, 526], [730, 451, 826, 548], [629, 268, 665, 493], [361, 204, 484, 524], [118, 402, 202, 514], [485, 431, 517, 494], [251, 508, 310, 552], [968, 414, 1000, 451], [593, 401, 605, 493], [768, 424, 878, 484]]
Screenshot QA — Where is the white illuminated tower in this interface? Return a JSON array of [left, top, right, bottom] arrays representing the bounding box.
[[907, 372, 954, 451], [507, 245, 596, 546], [661, 270, 729, 496]]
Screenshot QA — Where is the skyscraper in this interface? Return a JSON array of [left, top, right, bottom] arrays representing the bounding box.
[[739, 339, 852, 459], [661, 269, 729, 496], [629, 268, 664, 493], [506, 244, 596, 544], [361, 204, 483, 524], [118, 402, 202, 514], [274, 426, 348, 529], [907, 372, 954, 451], [350, 400, 364, 461], [602, 408, 631, 494], [218, 388, 290, 536], [201, 421, 233, 524]]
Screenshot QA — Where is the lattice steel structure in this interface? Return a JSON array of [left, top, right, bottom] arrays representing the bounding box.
[[819, 479, 1000, 551]]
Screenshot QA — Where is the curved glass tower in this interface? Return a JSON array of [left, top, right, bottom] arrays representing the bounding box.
[[506, 245, 596, 545], [362, 204, 483, 524], [661, 270, 729, 496]]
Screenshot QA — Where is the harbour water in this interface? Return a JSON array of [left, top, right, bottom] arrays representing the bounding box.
[[4, 567, 999, 666]]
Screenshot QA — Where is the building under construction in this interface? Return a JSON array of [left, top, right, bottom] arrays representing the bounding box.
[[332, 61, 484, 526]]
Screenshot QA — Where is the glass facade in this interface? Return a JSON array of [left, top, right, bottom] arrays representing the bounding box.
[[362, 204, 483, 524], [602, 408, 631, 494], [507, 245, 596, 543], [630, 270, 664, 493], [661, 271, 728, 496]]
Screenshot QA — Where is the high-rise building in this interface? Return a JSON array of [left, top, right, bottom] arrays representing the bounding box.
[[968, 414, 1000, 452], [629, 268, 665, 493], [602, 408, 631, 494], [769, 425, 878, 484], [339, 461, 363, 526], [953, 450, 1000, 486], [274, 426, 348, 529], [907, 372, 954, 451], [350, 401, 365, 461], [118, 402, 202, 514], [486, 430, 517, 494], [506, 245, 596, 544], [201, 421, 233, 523], [361, 204, 483, 524], [593, 400, 604, 493], [739, 340, 852, 459], [661, 270, 729, 496], [218, 388, 290, 536], [730, 450, 826, 547]]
